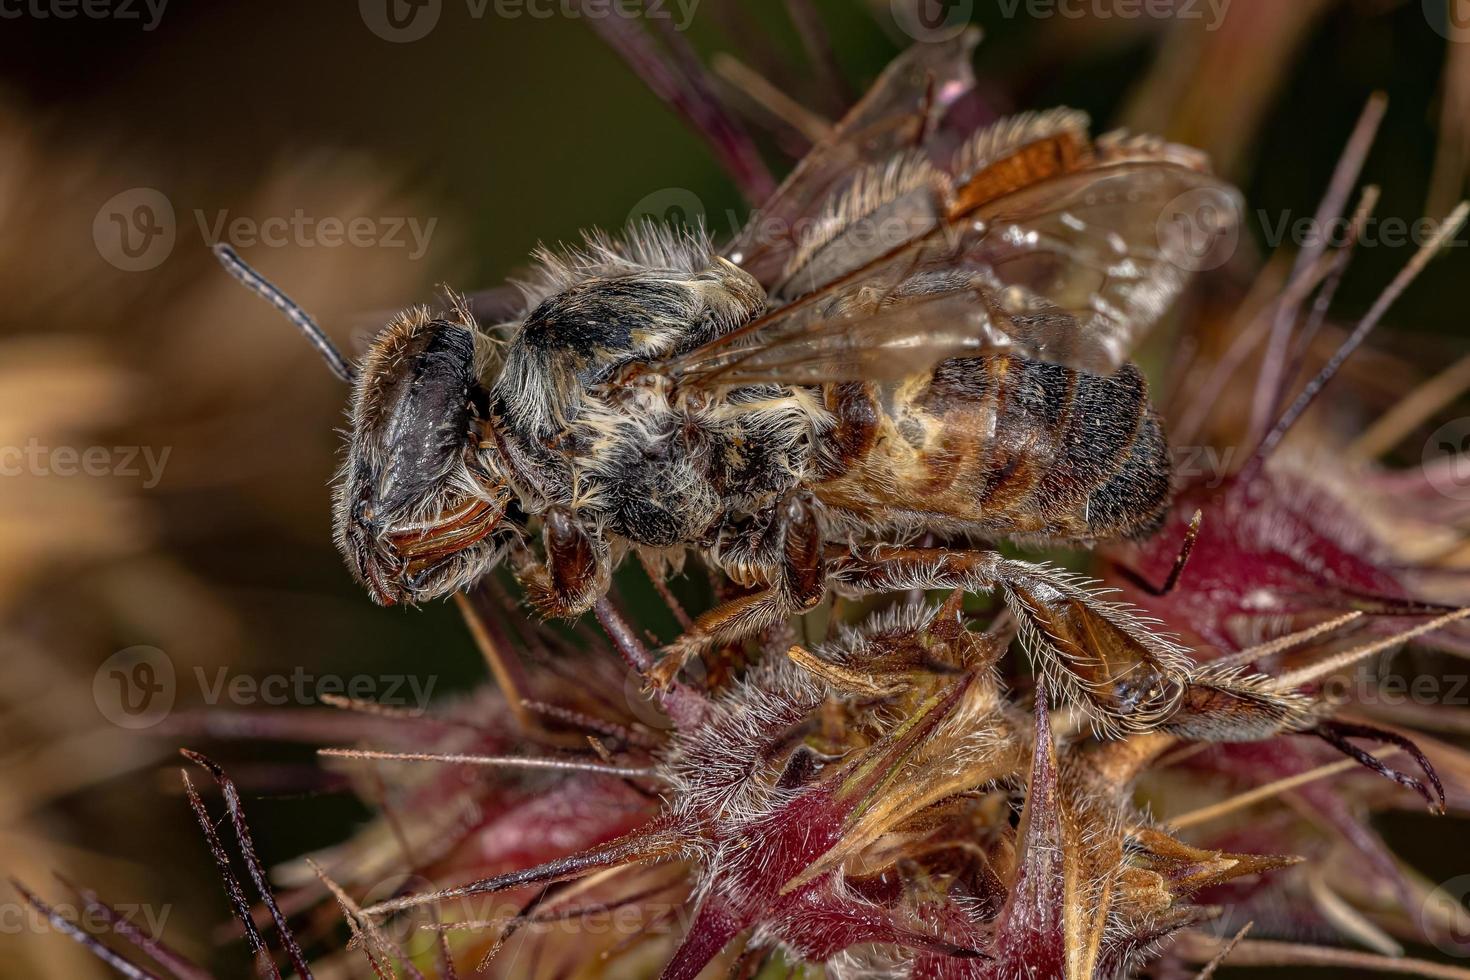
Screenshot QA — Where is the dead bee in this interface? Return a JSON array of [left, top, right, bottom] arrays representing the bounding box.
[[217, 34, 1246, 735]]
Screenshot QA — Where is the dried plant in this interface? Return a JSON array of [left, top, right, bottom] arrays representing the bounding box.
[[15, 6, 1470, 980]]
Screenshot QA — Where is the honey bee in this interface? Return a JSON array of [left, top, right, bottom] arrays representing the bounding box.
[[216, 32, 1246, 735]]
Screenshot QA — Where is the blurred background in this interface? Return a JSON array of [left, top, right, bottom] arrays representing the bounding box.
[[0, 0, 1466, 976]]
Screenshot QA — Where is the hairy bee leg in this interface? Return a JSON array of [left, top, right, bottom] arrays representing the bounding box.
[[650, 589, 796, 688], [651, 499, 826, 689], [1312, 720, 1446, 813], [825, 545, 1194, 735], [515, 510, 610, 619], [786, 643, 906, 696], [1162, 670, 1315, 742]]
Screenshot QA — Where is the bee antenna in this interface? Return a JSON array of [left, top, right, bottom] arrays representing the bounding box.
[[212, 243, 358, 384]]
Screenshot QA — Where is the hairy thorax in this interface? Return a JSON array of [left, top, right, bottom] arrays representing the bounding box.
[[491, 375, 822, 551]]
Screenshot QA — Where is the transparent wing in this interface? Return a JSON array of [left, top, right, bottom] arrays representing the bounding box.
[[672, 159, 1239, 388], [669, 290, 1013, 387], [723, 28, 981, 288]]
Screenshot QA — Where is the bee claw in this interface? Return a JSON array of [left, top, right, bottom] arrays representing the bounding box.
[[648, 642, 698, 691]]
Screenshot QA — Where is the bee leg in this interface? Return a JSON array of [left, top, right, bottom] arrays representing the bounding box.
[[709, 507, 784, 587], [651, 498, 826, 689], [1160, 668, 1315, 742], [649, 589, 794, 688], [1312, 720, 1446, 814], [516, 509, 610, 619], [1113, 509, 1203, 597], [825, 545, 1194, 736]]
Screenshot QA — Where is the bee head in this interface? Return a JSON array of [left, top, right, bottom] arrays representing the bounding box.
[[337, 308, 520, 606], [213, 245, 520, 606]]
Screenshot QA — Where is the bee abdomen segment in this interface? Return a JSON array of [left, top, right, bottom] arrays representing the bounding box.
[[810, 353, 1172, 546], [815, 382, 881, 481], [1034, 361, 1149, 531], [969, 355, 1073, 520], [1085, 407, 1173, 540]]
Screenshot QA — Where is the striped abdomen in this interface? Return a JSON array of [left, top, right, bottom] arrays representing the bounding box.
[[811, 353, 1172, 543]]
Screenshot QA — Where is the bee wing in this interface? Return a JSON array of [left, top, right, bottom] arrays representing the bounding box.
[[724, 28, 982, 288], [673, 159, 1239, 387], [666, 290, 1014, 387], [949, 158, 1242, 372]]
